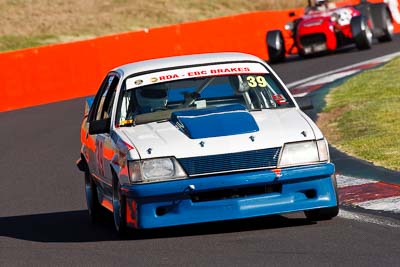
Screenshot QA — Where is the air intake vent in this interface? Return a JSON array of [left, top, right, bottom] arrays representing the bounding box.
[[178, 147, 281, 176], [300, 33, 326, 47]]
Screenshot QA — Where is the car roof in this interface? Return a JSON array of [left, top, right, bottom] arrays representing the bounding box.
[[114, 52, 266, 77]]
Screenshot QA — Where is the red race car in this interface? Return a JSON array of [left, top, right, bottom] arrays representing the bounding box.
[[267, 0, 394, 62]]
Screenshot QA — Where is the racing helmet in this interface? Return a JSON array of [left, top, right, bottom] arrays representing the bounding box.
[[135, 83, 168, 113], [315, 0, 328, 6]]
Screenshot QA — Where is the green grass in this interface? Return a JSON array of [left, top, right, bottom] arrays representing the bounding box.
[[317, 57, 400, 171], [0, 35, 56, 52]]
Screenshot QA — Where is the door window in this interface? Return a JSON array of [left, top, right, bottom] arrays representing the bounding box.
[[89, 73, 119, 123]]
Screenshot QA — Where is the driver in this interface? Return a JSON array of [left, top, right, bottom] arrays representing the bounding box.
[[135, 83, 168, 113], [306, 0, 336, 13]]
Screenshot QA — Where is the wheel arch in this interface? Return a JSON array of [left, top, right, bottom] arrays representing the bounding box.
[[110, 161, 130, 185]]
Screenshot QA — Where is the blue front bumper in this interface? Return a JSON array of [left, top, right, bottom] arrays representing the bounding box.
[[122, 163, 336, 229]]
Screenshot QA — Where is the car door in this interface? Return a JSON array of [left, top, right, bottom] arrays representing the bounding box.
[[86, 73, 119, 190]]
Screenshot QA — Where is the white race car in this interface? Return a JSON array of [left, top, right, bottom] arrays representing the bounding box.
[[77, 52, 338, 236]]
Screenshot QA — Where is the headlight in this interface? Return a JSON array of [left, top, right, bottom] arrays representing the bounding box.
[[278, 139, 329, 167], [128, 157, 187, 183], [284, 22, 294, 31]]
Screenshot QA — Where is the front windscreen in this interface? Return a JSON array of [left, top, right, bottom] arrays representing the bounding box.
[[117, 62, 294, 126]]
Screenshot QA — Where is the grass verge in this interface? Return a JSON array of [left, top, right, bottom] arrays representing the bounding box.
[[317, 57, 400, 171], [0, 35, 57, 52]]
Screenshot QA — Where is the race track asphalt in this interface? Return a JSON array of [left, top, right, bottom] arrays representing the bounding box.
[[1, 36, 399, 266]]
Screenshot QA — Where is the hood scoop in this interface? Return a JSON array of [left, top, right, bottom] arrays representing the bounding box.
[[171, 104, 259, 139]]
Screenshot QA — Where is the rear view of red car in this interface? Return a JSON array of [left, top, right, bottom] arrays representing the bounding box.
[[267, 0, 394, 62]]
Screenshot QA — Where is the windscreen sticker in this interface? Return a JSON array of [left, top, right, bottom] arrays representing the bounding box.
[[246, 75, 268, 88], [272, 94, 288, 105], [126, 62, 268, 89]]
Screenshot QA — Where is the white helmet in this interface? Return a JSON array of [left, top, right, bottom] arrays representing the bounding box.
[[135, 83, 168, 113]]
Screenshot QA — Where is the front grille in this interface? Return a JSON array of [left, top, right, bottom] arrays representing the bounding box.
[[178, 147, 281, 176], [300, 34, 326, 47], [190, 183, 282, 202]]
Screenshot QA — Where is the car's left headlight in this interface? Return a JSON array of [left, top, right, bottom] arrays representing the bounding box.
[[128, 157, 187, 183], [278, 139, 329, 167]]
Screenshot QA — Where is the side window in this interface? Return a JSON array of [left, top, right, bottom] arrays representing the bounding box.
[[119, 89, 136, 123], [89, 74, 119, 122]]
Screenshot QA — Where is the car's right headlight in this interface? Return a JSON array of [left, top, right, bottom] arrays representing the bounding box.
[[285, 22, 294, 31], [278, 139, 329, 168], [128, 157, 187, 183]]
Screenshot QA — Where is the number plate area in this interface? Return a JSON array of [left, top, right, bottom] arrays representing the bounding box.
[[304, 43, 327, 54]]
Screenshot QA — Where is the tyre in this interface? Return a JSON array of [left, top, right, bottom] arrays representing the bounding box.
[[351, 15, 373, 50], [112, 175, 127, 237], [266, 30, 286, 63], [84, 167, 106, 223], [304, 175, 339, 221], [372, 5, 394, 42]]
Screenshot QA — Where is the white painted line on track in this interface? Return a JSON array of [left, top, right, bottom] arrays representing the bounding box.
[[291, 92, 308, 97], [287, 51, 400, 89], [294, 69, 359, 88], [357, 196, 400, 213], [338, 209, 400, 228], [336, 174, 378, 188]]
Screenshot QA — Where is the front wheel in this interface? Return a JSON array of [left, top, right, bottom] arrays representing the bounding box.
[[112, 175, 127, 237], [84, 169, 106, 223], [351, 15, 373, 50], [266, 30, 286, 63], [304, 205, 339, 221], [304, 175, 339, 221]]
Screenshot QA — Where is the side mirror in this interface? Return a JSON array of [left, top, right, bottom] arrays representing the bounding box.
[[89, 118, 111, 135], [84, 97, 95, 118], [295, 96, 314, 111]]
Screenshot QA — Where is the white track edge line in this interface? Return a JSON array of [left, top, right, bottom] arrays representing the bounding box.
[[287, 51, 400, 89], [339, 209, 400, 228]]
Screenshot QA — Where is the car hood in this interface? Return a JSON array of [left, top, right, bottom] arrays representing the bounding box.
[[299, 16, 331, 29], [119, 107, 321, 159]]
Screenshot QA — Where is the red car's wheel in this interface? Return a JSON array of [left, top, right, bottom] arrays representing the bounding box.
[[376, 6, 394, 42], [351, 15, 373, 50], [266, 30, 286, 63]]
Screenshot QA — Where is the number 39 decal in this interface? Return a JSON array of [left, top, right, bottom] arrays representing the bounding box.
[[246, 76, 268, 88]]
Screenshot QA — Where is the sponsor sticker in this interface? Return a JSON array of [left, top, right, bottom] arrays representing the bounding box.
[[126, 62, 269, 89], [272, 94, 288, 105], [134, 79, 143, 85]]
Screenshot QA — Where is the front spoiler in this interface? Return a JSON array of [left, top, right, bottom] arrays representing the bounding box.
[[122, 163, 337, 229]]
